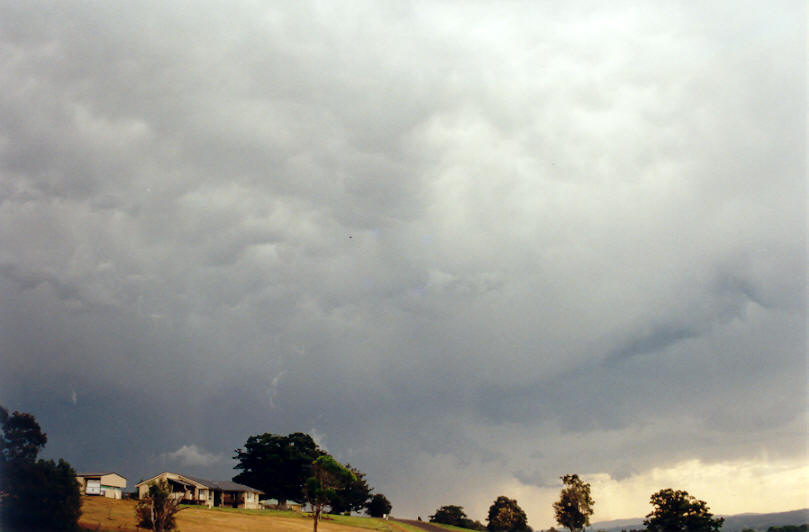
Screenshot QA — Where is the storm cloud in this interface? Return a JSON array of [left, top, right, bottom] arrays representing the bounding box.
[[1, 1, 805, 527]]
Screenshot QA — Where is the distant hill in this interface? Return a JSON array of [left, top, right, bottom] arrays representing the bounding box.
[[589, 508, 809, 532]]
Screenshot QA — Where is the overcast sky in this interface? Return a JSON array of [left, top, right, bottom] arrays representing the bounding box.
[[1, 1, 806, 528]]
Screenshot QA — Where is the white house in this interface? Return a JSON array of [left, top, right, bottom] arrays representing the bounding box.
[[135, 472, 262, 509]]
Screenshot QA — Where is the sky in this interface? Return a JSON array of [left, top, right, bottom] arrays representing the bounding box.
[[0, 1, 806, 529]]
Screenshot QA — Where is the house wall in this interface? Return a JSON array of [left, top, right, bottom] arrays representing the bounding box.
[[77, 474, 127, 499], [99, 474, 127, 489]]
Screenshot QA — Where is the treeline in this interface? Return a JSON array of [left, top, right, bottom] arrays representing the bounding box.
[[430, 475, 729, 532]]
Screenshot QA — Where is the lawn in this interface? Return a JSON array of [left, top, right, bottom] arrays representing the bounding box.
[[78, 496, 419, 532]]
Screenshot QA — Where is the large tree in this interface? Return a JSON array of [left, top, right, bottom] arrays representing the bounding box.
[[487, 496, 531, 532], [0, 405, 81, 531], [329, 464, 372, 515], [233, 432, 324, 506], [643, 488, 724, 532], [553, 474, 595, 532], [304, 455, 355, 532]]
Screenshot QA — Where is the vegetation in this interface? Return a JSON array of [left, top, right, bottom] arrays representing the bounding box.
[[305, 455, 357, 532], [330, 464, 373, 515], [643, 488, 724, 532], [430, 505, 486, 530], [135, 479, 184, 531], [366, 493, 393, 518], [233, 432, 325, 506], [553, 474, 595, 532], [768, 527, 809, 532], [0, 405, 81, 531], [487, 496, 531, 532]]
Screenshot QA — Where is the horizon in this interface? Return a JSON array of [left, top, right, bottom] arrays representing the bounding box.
[[1, 1, 806, 530]]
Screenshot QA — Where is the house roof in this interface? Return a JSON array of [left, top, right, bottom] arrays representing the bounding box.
[[77, 472, 127, 479], [182, 475, 262, 493], [136, 472, 261, 493]]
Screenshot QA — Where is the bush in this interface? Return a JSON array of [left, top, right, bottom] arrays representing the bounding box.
[[135, 480, 183, 532]]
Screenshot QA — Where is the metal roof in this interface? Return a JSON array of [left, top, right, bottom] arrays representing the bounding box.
[[77, 472, 127, 479], [136, 472, 261, 493]]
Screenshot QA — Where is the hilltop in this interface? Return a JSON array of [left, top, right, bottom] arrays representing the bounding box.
[[78, 496, 420, 532]]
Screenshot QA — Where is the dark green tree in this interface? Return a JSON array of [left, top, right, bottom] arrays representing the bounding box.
[[304, 455, 356, 532], [0, 405, 81, 531], [643, 489, 724, 532], [366, 493, 392, 518], [329, 464, 372, 515], [487, 496, 531, 532], [135, 479, 183, 532], [553, 474, 595, 532], [233, 432, 324, 506], [431, 504, 486, 530], [431, 505, 471, 526], [0, 406, 47, 463]]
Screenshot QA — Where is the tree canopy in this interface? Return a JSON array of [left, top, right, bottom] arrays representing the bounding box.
[[431, 505, 471, 526], [643, 488, 724, 532], [0, 405, 47, 463], [305, 455, 356, 532], [0, 405, 80, 531], [366, 493, 392, 518], [431, 504, 486, 530], [487, 496, 531, 532], [329, 464, 372, 515], [553, 474, 595, 532], [233, 432, 324, 505]]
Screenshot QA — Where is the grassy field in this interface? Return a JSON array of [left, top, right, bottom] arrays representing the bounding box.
[[78, 496, 421, 532]]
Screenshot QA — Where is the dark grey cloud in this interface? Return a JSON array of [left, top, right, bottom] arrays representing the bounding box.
[[0, 0, 805, 526]]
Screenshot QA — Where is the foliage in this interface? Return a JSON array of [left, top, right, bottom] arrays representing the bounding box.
[[0, 405, 80, 531], [233, 432, 324, 505], [0, 405, 48, 464], [553, 474, 595, 532], [329, 464, 372, 515], [366, 493, 392, 518], [135, 479, 184, 532], [305, 455, 356, 532], [643, 488, 724, 532], [768, 527, 809, 532], [432, 505, 471, 526], [487, 496, 531, 532], [430, 505, 485, 529]]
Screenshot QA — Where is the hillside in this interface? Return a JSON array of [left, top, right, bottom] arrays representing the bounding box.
[[78, 496, 420, 532], [590, 508, 809, 532]]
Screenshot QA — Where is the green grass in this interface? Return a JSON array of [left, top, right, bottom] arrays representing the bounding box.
[[320, 514, 423, 532], [178, 504, 302, 517], [430, 524, 482, 532], [178, 505, 422, 532]]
